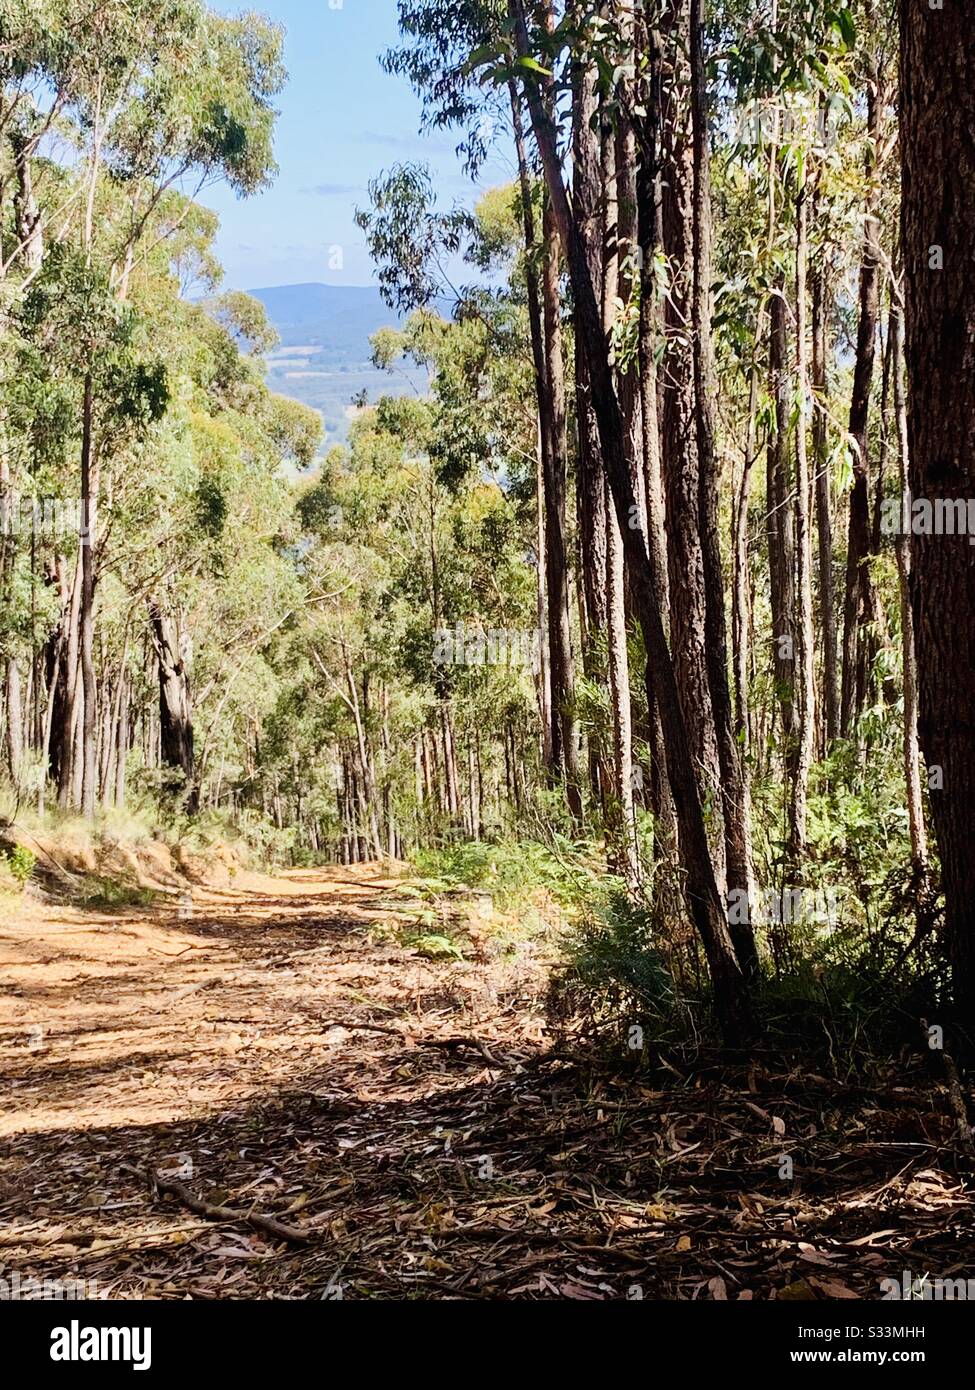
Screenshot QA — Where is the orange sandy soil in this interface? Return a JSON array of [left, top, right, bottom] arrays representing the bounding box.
[[0, 863, 972, 1299]]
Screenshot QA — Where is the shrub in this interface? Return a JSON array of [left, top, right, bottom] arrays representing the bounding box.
[[3, 845, 36, 888], [550, 885, 685, 1042]]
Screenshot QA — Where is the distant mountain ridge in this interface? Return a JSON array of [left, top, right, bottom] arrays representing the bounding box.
[[248, 282, 426, 448], [249, 283, 401, 361]]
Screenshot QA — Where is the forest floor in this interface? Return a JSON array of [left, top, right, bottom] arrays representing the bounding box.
[[1, 862, 973, 1300]]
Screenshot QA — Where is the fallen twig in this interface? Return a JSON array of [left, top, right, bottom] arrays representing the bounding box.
[[121, 1164, 313, 1245], [321, 1018, 504, 1065]]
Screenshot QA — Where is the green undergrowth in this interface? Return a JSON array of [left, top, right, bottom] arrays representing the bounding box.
[[373, 835, 602, 962], [409, 836, 601, 912], [75, 876, 159, 910], [403, 833, 952, 1071]]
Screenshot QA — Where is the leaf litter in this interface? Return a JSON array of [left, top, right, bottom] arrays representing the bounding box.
[[0, 864, 972, 1300]]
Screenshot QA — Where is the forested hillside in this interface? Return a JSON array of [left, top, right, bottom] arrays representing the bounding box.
[[1, 0, 974, 1319]]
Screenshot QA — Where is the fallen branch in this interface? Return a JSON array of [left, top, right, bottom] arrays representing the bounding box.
[[421, 1035, 504, 1066], [320, 1018, 504, 1064], [121, 1164, 313, 1245], [320, 1019, 406, 1038]]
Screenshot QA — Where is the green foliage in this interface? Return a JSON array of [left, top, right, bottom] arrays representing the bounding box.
[[555, 887, 680, 1036], [409, 931, 465, 961], [757, 864, 947, 1059], [3, 845, 36, 887], [410, 836, 598, 912], [79, 877, 158, 909]]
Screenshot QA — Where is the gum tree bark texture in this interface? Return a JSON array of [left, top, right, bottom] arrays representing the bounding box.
[[900, 0, 975, 1025]]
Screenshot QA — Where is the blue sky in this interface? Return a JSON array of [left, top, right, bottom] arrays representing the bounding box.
[[206, 0, 510, 291]]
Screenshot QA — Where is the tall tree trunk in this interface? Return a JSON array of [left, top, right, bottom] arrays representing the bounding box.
[[4, 657, 23, 787], [346, 659, 381, 856], [899, 0, 975, 1024], [634, 9, 675, 846], [605, 474, 638, 884], [79, 375, 98, 818], [0, 438, 22, 788], [812, 261, 840, 747], [440, 699, 459, 824], [840, 75, 883, 735], [510, 82, 555, 768], [690, 0, 756, 974], [534, 425, 552, 765], [114, 671, 129, 808], [511, 0, 754, 1043], [890, 297, 927, 873], [510, 73, 580, 818], [571, 55, 608, 811], [658, 0, 726, 893], [601, 107, 638, 884], [149, 598, 197, 813], [734, 309, 763, 754], [789, 172, 816, 868], [57, 553, 83, 808], [768, 280, 798, 771], [541, 195, 581, 817]]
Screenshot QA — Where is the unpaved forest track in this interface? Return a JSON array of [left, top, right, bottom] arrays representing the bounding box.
[[1, 865, 972, 1299]]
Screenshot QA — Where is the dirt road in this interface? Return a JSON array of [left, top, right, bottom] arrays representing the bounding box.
[[0, 864, 971, 1299]]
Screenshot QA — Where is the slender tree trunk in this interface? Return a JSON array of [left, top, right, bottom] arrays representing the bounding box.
[[812, 261, 839, 747], [149, 598, 197, 813], [510, 82, 555, 769], [345, 660, 381, 856], [571, 55, 608, 812], [789, 173, 816, 868], [534, 422, 552, 763], [441, 700, 459, 824], [541, 194, 582, 817], [58, 553, 83, 808], [4, 657, 22, 787], [890, 297, 927, 873], [114, 671, 128, 808], [634, 10, 675, 846], [572, 58, 608, 645], [600, 115, 639, 883], [467, 734, 480, 841], [79, 375, 98, 818], [734, 309, 763, 753], [768, 281, 798, 771], [605, 474, 638, 884], [690, 0, 756, 973], [840, 77, 883, 735], [0, 410, 22, 789]]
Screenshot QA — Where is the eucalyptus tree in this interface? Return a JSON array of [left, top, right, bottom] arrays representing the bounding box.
[[382, 0, 584, 820], [452, 0, 758, 1040], [3, 0, 284, 815], [899, 0, 975, 1029]]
